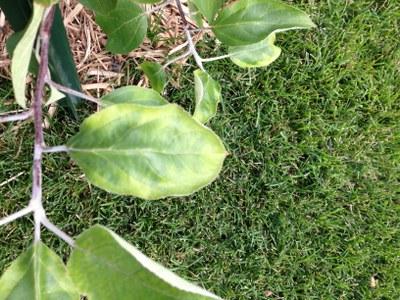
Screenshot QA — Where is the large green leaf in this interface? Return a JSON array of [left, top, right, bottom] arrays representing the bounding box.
[[78, 0, 117, 14], [67, 103, 227, 200], [212, 0, 315, 46], [0, 242, 79, 300], [0, 0, 32, 32], [11, 2, 44, 108], [101, 86, 168, 107], [48, 5, 82, 118], [6, 30, 39, 74], [193, 70, 221, 124], [68, 225, 221, 299], [85, 0, 148, 54], [228, 32, 282, 68], [190, 0, 224, 23], [140, 62, 167, 94]]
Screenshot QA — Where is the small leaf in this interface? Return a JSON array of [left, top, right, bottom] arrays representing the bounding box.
[[190, 0, 224, 23], [0, 0, 32, 32], [67, 104, 227, 200], [212, 0, 315, 46], [68, 225, 221, 300], [92, 0, 147, 54], [101, 86, 168, 107], [0, 242, 79, 300], [188, 0, 204, 28], [46, 85, 65, 106], [228, 33, 282, 68], [193, 70, 221, 124], [140, 62, 167, 94], [11, 2, 45, 108]]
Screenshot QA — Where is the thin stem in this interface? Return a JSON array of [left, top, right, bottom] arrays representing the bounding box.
[[175, 0, 205, 71], [0, 172, 25, 188], [0, 206, 33, 227], [42, 216, 75, 247], [188, 27, 212, 33], [201, 54, 232, 63], [42, 145, 69, 153], [0, 110, 33, 123], [163, 50, 191, 68], [29, 6, 56, 243], [2, 5, 77, 248], [184, 30, 205, 71], [47, 79, 101, 105]]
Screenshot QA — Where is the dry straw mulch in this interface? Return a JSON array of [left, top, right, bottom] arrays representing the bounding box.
[[0, 0, 204, 100]]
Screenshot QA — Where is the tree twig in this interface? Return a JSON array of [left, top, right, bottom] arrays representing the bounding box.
[[201, 54, 232, 63], [47, 79, 101, 105], [163, 50, 191, 68], [0, 206, 33, 227], [42, 145, 69, 153], [0, 110, 33, 123], [0, 172, 25, 188], [42, 216, 75, 247], [1, 6, 76, 247], [29, 6, 56, 243], [175, 0, 205, 71]]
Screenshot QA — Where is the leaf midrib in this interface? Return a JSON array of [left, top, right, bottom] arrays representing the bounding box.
[[69, 147, 226, 156]]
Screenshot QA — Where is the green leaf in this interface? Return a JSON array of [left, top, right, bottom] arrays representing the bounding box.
[[48, 6, 82, 119], [68, 225, 221, 299], [78, 0, 117, 14], [6, 31, 39, 75], [212, 0, 315, 46], [11, 2, 44, 108], [193, 70, 221, 124], [89, 0, 147, 54], [188, 0, 204, 28], [140, 62, 167, 94], [190, 0, 224, 23], [0, 0, 32, 32], [228, 33, 282, 68], [0, 242, 79, 300], [101, 86, 168, 107], [46, 85, 65, 106], [67, 103, 227, 200]]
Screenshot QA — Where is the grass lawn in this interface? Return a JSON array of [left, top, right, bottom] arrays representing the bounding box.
[[1, 0, 399, 299]]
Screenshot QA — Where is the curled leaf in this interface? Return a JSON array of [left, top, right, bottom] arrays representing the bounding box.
[[193, 70, 222, 124]]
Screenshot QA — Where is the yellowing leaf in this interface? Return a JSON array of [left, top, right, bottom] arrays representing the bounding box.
[[228, 33, 282, 68], [67, 104, 227, 200], [101, 86, 168, 107], [193, 70, 222, 124], [11, 2, 45, 108], [0, 242, 79, 300]]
